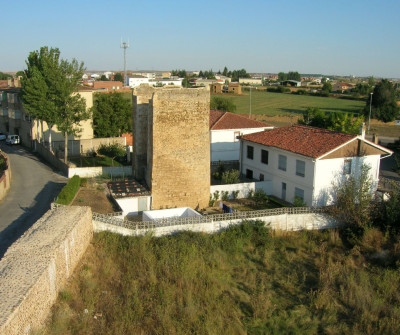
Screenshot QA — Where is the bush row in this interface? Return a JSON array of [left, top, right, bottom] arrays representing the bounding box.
[[56, 175, 81, 205]]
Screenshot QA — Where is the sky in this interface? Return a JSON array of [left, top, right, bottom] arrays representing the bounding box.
[[2, 0, 400, 78]]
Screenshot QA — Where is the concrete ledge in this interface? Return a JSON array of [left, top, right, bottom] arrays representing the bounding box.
[[0, 206, 93, 335]]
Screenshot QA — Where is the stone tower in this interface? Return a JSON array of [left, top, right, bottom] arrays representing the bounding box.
[[133, 86, 210, 210]]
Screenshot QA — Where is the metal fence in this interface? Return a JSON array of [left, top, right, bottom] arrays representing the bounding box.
[[92, 206, 327, 231]]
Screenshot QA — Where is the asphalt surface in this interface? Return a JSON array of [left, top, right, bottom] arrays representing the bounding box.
[[0, 142, 67, 258]]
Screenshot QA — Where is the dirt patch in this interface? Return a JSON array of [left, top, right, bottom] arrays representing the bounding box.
[[71, 182, 119, 214]]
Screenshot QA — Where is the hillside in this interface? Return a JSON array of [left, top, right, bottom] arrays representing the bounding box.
[[38, 222, 400, 334]]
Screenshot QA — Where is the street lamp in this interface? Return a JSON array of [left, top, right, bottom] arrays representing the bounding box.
[[368, 92, 373, 133]]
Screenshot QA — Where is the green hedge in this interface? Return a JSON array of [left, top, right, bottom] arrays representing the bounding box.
[[56, 175, 81, 205]]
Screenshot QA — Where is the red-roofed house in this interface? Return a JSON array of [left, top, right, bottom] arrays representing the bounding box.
[[210, 110, 273, 162], [240, 125, 392, 206]]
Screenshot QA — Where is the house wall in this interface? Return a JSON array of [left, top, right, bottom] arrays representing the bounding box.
[[150, 87, 210, 210], [313, 155, 381, 206], [240, 140, 315, 205], [115, 196, 152, 217], [211, 127, 271, 162], [210, 180, 272, 199]]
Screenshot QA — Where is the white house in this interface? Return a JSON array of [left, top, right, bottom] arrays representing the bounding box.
[[240, 125, 392, 206], [210, 110, 273, 162]]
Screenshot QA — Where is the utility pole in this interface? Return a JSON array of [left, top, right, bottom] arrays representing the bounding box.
[[120, 39, 129, 86]]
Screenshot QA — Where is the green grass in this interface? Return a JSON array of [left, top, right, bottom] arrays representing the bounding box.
[[217, 91, 366, 116], [38, 223, 400, 335], [69, 156, 125, 167]]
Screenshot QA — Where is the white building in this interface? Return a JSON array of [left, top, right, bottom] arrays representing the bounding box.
[[210, 110, 273, 162], [240, 125, 392, 206], [128, 77, 182, 88]]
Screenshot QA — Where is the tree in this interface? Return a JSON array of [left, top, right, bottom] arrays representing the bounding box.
[[278, 72, 287, 81], [114, 72, 123, 82], [287, 71, 301, 81], [223, 66, 228, 76], [91, 92, 132, 138], [210, 96, 236, 113], [368, 76, 375, 87], [322, 81, 332, 93], [99, 74, 109, 81], [21, 46, 89, 163], [0, 72, 12, 80], [364, 79, 399, 122], [16, 71, 25, 78], [299, 107, 363, 134]]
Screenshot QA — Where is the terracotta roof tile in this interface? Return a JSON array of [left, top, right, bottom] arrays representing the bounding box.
[[210, 110, 272, 130], [242, 125, 357, 158]]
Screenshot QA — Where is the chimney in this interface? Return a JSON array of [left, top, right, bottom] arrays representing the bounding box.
[[359, 122, 366, 139]]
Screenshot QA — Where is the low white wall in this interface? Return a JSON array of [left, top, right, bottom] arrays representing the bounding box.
[[115, 196, 151, 217], [210, 180, 272, 199], [93, 213, 340, 238], [143, 207, 201, 221], [68, 165, 132, 178]]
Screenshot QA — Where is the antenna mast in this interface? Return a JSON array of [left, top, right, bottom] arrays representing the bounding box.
[[120, 39, 129, 86]]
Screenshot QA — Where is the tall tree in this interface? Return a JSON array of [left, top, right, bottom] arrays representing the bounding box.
[[21, 46, 88, 162], [364, 79, 399, 122], [114, 72, 123, 82], [91, 92, 132, 138], [222, 66, 228, 76], [210, 96, 236, 113]]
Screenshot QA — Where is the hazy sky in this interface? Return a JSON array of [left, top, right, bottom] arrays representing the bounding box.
[[2, 0, 399, 78]]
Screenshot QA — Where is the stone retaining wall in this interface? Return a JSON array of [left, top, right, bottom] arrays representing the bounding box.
[[0, 206, 93, 335], [0, 152, 11, 201]]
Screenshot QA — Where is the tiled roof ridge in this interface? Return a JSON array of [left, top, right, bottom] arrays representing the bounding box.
[[210, 110, 272, 130]]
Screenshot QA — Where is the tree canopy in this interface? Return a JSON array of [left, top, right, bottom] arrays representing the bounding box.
[[299, 107, 363, 134], [91, 92, 132, 138], [21, 46, 88, 162], [114, 72, 123, 82], [210, 96, 236, 113], [363, 79, 399, 122], [278, 71, 301, 82], [0, 72, 12, 80]]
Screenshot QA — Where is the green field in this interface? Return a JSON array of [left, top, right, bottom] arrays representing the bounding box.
[[217, 91, 366, 116]]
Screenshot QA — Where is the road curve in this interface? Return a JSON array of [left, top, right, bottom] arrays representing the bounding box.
[[0, 142, 67, 257]]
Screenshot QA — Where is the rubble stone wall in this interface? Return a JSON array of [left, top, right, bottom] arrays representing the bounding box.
[[150, 87, 210, 210], [0, 206, 93, 335]]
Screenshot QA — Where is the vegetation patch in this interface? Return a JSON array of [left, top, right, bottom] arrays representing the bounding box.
[[39, 221, 400, 334], [56, 175, 81, 205]]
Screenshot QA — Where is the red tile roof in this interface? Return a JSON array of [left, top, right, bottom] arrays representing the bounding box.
[[210, 110, 272, 130], [241, 125, 356, 158]]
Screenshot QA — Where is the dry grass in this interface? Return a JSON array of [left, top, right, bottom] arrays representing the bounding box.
[[36, 223, 400, 335]]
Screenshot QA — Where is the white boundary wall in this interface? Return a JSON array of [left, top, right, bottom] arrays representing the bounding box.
[[210, 180, 272, 199], [93, 212, 339, 238], [68, 165, 132, 178]]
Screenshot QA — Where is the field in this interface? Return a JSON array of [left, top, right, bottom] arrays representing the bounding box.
[[219, 91, 366, 116], [37, 223, 400, 335]]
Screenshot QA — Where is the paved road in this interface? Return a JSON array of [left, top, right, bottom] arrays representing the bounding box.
[[0, 142, 67, 257]]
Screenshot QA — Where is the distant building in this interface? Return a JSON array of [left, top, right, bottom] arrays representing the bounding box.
[[239, 78, 262, 85], [93, 81, 123, 91], [210, 82, 242, 95], [280, 80, 301, 87]]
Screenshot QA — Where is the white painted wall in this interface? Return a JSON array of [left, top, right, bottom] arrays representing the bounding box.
[[115, 196, 151, 217], [143, 207, 201, 221], [68, 166, 132, 178], [313, 155, 381, 206], [241, 141, 315, 205], [210, 180, 272, 199], [128, 77, 149, 88], [93, 213, 340, 237], [211, 127, 271, 162]]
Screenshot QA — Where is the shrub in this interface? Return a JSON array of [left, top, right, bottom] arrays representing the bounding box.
[[56, 175, 81, 205], [254, 189, 268, 205], [222, 169, 240, 184], [97, 143, 125, 158], [213, 190, 220, 202], [232, 190, 240, 199], [221, 191, 229, 201]]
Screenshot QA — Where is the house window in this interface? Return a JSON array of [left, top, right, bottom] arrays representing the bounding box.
[[261, 149, 269, 164], [259, 173, 264, 181], [281, 182, 286, 200], [294, 187, 305, 201], [247, 145, 254, 159], [246, 169, 253, 179], [344, 159, 352, 174], [278, 154, 287, 171], [296, 160, 305, 177], [234, 131, 240, 142]]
